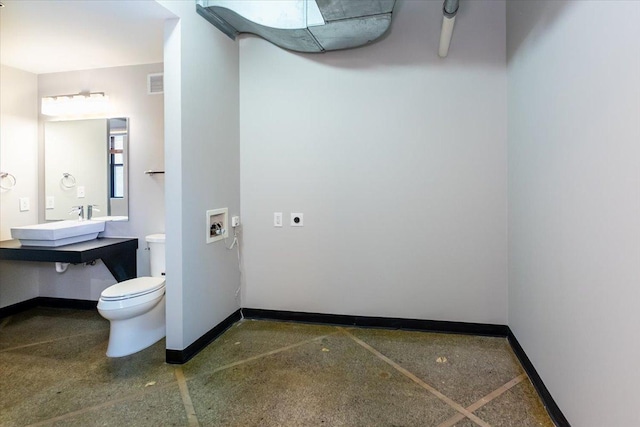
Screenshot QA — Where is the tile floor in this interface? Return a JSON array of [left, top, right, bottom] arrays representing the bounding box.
[[0, 307, 554, 427]]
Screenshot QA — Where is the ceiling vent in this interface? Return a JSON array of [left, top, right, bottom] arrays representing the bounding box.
[[147, 73, 164, 95], [196, 0, 396, 53]]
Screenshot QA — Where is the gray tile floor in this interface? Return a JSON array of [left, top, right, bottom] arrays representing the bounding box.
[[0, 308, 554, 427]]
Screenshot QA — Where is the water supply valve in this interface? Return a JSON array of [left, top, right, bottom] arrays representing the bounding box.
[[206, 208, 228, 243]]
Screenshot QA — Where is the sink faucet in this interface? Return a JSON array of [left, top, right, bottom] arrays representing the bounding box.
[[69, 205, 84, 221], [87, 205, 100, 220]]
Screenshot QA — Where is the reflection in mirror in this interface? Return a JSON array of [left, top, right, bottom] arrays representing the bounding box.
[[108, 118, 128, 218], [44, 118, 129, 221]]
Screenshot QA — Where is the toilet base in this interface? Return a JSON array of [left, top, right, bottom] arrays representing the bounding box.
[[104, 296, 166, 357]]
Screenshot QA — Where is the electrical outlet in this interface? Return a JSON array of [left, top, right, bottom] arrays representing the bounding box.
[[19, 197, 30, 212], [46, 196, 55, 209], [77, 186, 85, 198], [231, 216, 240, 227], [291, 213, 304, 227], [274, 212, 282, 227]]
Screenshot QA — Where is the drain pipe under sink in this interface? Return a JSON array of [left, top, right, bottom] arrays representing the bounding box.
[[55, 262, 70, 273]]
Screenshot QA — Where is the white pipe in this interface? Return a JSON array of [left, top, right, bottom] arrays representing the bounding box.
[[438, 14, 456, 58]]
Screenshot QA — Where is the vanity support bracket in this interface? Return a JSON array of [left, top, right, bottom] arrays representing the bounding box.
[[101, 247, 137, 282], [0, 238, 139, 282]]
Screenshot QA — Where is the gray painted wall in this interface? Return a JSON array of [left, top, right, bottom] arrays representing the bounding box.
[[0, 65, 39, 307], [507, 1, 640, 425], [239, 0, 508, 323], [160, 1, 241, 351], [0, 65, 38, 241]]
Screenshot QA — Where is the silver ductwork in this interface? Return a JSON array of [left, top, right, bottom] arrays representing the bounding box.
[[196, 0, 397, 53], [438, 0, 459, 57]]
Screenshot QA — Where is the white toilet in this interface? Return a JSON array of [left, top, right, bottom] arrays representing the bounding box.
[[98, 234, 166, 357]]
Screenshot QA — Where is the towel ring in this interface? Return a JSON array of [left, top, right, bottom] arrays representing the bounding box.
[[0, 172, 16, 190], [61, 173, 76, 188]]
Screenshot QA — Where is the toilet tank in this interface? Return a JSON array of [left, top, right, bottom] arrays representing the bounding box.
[[145, 234, 166, 278]]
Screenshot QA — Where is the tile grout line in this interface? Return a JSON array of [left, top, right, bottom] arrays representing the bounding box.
[[338, 327, 492, 427], [23, 382, 177, 427], [175, 367, 200, 427], [436, 373, 527, 427], [22, 330, 338, 426], [184, 332, 339, 381], [0, 329, 108, 353]]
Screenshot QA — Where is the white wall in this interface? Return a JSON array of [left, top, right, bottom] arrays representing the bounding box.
[[0, 65, 40, 307], [507, 1, 640, 425], [0, 261, 39, 308], [0, 65, 38, 241], [240, 0, 508, 323], [159, 1, 241, 351]]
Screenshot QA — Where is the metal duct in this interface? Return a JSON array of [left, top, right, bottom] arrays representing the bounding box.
[[438, 0, 459, 57], [196, 0, 397, 53]]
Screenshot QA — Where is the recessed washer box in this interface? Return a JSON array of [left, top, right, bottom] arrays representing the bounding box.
[[206, 208, 228, 243]]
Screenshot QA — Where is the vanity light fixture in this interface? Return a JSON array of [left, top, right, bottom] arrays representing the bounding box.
[[41, 92, 110, 116]]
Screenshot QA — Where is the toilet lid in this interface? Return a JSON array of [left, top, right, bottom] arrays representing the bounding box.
[[145, 233, 165, 243], [101, 277, 165, 301]]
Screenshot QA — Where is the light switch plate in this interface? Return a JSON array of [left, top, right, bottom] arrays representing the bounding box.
[[274, 212, 282, 227], [46, 196, 55, 209], [77, 186, 85, 198], [19, 197, 30, 212]]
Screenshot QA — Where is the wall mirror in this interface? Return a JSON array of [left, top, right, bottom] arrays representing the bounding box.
[[44, 118, 129, 221]]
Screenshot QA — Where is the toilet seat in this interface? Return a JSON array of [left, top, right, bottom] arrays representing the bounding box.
[[100, 277, 165, 301]]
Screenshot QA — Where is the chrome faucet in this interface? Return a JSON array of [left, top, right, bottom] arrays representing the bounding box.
[[69, 205, 84, 220], [87, 205, 100, 220]]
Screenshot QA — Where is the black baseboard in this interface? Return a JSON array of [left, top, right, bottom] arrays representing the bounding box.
[[36, 297, 97, 310], [166, 309, 242, 365], [508, 331, 570, 427], [0, 298, 39, 318], [242, 308, 510, 337], [0, 297, 97, 318]]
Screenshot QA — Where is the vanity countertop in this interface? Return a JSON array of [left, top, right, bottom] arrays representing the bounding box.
[[0, 237, 139, 282]]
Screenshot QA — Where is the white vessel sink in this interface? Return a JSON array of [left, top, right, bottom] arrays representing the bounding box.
[[11, 220, 106, 247], [90, 216, 128, 222]]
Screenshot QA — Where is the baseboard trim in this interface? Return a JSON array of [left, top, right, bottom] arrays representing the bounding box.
[[0, 298, 39, 318], [36, 297, 97, 310], [242, 308, 510, 337], [166, 308, 242, 365], [508, 331, 570, 427], [0, 297, 97, 318]]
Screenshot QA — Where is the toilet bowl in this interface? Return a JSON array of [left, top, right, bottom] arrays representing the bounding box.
[[97, 234, 166, 357]]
